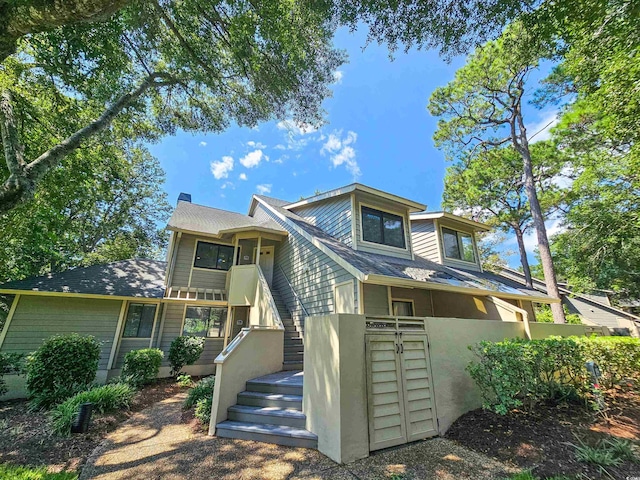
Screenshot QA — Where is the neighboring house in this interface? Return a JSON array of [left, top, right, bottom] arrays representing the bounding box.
[[494, 267, 640, 334], [4, 183, 601, 462]]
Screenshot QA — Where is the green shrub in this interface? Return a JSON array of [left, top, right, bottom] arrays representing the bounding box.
[[467, 337, 586, 414], [0, 352, 25, 397], [184, 376, 215, 410], [50, 382, 135, 436], [576, 336, 640, 388], [168, 336, 205, 376], [26, 334, 101, 409], [194, 397, 212, 425], [176, 373, 193, 388], [121, 348, 163, 387], [534, 304, 582, 324]]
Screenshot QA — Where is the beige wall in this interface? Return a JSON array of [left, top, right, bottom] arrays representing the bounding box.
[[209, 328, 284, 432], [303, 314, 369, 464], [431, 291, 518, 321]]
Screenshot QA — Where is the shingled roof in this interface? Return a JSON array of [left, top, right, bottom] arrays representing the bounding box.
[[254, 195, 555, 303], [0, 259, 167, 299], [168, 201, 287, 237]]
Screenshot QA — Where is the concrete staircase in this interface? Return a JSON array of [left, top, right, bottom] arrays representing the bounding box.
[[215, 370, 317, 448], [271, 288, 304, 371]]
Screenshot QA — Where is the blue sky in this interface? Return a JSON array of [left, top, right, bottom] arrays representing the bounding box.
[[149, 27, 559, 268]]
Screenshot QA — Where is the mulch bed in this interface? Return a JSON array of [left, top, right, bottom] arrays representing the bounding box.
[[0, 378, 184, 473], [446, 389, 640, 478]]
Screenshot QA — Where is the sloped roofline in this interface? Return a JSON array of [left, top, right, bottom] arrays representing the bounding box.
[[253, 196, 558, 304], [410, 211, 491, 232], [282, 183, 427, 213]]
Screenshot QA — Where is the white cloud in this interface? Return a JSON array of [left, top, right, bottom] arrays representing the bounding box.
[[199, 141, 207, 147], [256, 184, 272, 195], [221, 181, 235, 190], [277, 119, 317, 136], [527, 110, 559, 143], [504, 217, 566, 256], [210, 156, 234, 180], [333, 70, 344, 84], [239, 173, 248, 181], [273, 157, 284, 164], [240, 149, 267, 168], [246, 140, 266, 149], [320, 130, 361, 178], [274, 144, 287, 150]]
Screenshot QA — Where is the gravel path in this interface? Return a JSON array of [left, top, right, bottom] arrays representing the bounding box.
[[80, 391, 518, 479]]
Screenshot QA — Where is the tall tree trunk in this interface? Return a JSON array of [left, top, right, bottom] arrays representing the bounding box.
[[513, 225, 533, 288], [515, 113, 566, 323]]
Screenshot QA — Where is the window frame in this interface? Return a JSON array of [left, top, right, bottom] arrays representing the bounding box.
[[440, 226, 477, 263], [391, 299, 415, 317], [360, 205, 407, 250], [192, 240, 236, 271], [121, 302, 159, 339], [181, 305, 229, 338]]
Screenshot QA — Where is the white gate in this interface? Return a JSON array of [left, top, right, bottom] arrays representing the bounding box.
[[366, 326, 438, 451]]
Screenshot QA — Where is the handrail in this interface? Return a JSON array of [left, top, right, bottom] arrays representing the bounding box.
[[256, 265, 285, 330], [275, 264, 309, 317], [216, 325, 281, 363]]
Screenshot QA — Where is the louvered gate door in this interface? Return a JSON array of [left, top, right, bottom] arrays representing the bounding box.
[[366, 334, 408, 451], [399, 334, 438, 442], [366, 332, 438, 451]]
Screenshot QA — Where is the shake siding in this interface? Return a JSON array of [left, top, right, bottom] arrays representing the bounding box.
[[411, 220, 441, 262], [353, 192, 413, 260], [1, 296, 121, 370], [254, 204, 357, 328], [157, 302, 224, 366], [362, 284, 390, 315], [170, 233, 228, 289], [292, 197, 353, 246]]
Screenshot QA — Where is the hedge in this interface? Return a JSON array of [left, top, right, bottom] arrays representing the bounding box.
[[467, 336, 640, 414]]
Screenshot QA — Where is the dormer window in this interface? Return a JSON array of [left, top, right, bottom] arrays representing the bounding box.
[[442, 227, 476, 263], [361, 206, 406, 249]]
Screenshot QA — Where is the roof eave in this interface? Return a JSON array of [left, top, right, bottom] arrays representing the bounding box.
[[0, 289, 164, 301], [364, 274, 560, 304], [411, 212, 491, 232]]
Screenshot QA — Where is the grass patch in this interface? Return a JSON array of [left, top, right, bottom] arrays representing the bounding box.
[[0, 464, 77, 480], [50, 383, 136, 436], [505, 472, 572, 480]]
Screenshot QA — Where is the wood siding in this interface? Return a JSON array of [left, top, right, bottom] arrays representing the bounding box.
[[390, 287, 433, 317], [353, 192, 413, 260], [411, 220, 441, 262], [170, 233, 228, 290], [564, 297, 625, 329], [363, 284, 390, 316], [1, 296, 121, 369], [254, 204, 357, 329], [292, 197, 353, 246]]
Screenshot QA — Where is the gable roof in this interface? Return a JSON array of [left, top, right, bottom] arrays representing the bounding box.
[[0, 259, 167, 299], [168, 201, 287, 237], [410, 211, 491, 232], [254, 195, 556, 303], [281, 183, 427, 213]]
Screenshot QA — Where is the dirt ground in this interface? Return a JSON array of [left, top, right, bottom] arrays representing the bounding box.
[[0, 378, 185, 473], [446, 388, 640, 479]]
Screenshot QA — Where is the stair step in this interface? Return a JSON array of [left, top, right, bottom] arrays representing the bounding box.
[[284, 346, 304, 354], [228, 405, 306, 428], [284, 354, 304, 362], [237, 391, 302, 409], [216, 421, 317, 449], [246, 379, 302, 396], [285, 338, 303, 346], [282, 361, 304, 371]]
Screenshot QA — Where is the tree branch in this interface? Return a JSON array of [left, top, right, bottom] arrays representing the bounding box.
[[0, 90, 26, 176], [0, 72, 178, 214]]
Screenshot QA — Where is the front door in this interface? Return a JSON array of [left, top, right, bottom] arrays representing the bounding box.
[[258, 246, 275, 286]]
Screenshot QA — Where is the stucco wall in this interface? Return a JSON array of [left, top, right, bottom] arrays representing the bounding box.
[[431, 291, 518, 321]]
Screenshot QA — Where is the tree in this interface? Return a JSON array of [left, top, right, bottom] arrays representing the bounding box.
[[428, 24, 567, 323], [442, 143, 567, 287], [0, 0, 344, 213], [0, 62, 170, 282]]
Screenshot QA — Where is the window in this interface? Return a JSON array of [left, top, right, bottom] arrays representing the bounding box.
[[361, 206, 406, 249], [442, 228, 476, 262], [392, 300, 414, 316], [123, 303, 157, 338], [193, 241, 235, 270], [183, 306, 228, 337]]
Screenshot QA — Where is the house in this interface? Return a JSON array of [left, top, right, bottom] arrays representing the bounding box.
[[0, 183, 605, 463], [494, 267, 640, 335]]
